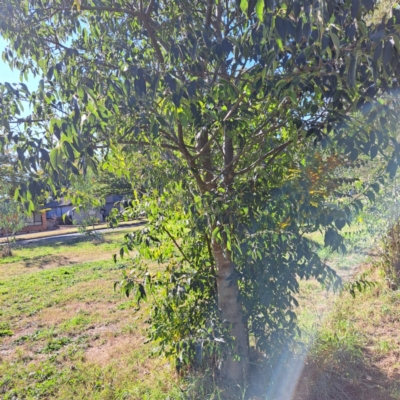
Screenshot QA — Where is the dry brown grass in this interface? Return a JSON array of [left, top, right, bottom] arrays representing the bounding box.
[[294, 265, 400, 400]]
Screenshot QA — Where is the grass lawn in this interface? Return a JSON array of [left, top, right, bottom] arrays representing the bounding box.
[[0, 231, 180, 399], [2, 217, 400, 399]]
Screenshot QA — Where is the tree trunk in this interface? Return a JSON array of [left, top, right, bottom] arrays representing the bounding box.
[[3, 229, 12, 257], [212, 239, 249, 384]]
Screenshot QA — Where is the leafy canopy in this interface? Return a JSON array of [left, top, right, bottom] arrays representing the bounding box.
[[1, 0, 400, 378]]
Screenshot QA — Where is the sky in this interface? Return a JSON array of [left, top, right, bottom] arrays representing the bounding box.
[[0, 36, 40, 118], [1, 37, 21, 83], [0, 36, 39, 87]]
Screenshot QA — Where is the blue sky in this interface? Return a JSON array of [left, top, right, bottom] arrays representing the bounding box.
[[0, 37, 21, 83], [0, 37, 39, 87], [0, 36, 40, 118]]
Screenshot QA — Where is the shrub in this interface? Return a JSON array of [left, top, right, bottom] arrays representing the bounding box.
[[380, 221, 400, 289]]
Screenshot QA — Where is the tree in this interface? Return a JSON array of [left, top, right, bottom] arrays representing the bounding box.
[[91, 170, 133, 198], [0, 191, 26, 257], [0, 152, 25, 197], [1, 0, 400, 385], [0, 156, 27, 256]]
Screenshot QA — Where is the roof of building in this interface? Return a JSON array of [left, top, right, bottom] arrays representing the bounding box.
[[44, 199, 73, 208], [45, 195, 126, 209]]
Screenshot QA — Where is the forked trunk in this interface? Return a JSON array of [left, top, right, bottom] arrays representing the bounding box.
[[212, 239, 249, 384]]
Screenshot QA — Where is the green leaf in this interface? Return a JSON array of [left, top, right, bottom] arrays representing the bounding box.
[[288, 89, 297, 103], [371, 183, 380, 193], [255, 0, 264, 21], [387, 160, 398, 178], [335, 219, 346, 231], [383, 38, 394, 65], [240, 0, 249, 14], [276, 38, 284, 51], [329, 32, 340, 52], [348, 55, 357, 88], [365, 190, 375, 202], [212, 226, 220, 238], [350, 149, 358, 162], [370, 145, 378, 160], [49, 148, 62, 170]]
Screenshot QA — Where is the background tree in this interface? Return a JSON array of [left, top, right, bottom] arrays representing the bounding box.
[[0, 183, 26, 257], [0, 152, 25, 197], [1, 0, 400, 384], [92, 170, 133, 198], [0, 154, 28, 256]]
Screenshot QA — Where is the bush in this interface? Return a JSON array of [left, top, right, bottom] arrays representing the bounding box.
[[0, 200, 26, 257], [380, 220, 400, 289]]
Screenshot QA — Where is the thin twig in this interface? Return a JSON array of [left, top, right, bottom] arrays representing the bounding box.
[[162, 226, 191, 264]]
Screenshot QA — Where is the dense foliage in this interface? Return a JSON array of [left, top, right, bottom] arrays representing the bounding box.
[[0, 152, 25, 197], [1, 0, 400, 383]]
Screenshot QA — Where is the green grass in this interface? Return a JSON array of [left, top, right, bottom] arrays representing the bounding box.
[[2, 215, 399, 399], [297, 224, 376, 334], [0, 232, 129, 266], [293, 219, 400, 399], [0, 231, 181, 399], [295, 264, 400, 400], [305, 221, 376, 274]]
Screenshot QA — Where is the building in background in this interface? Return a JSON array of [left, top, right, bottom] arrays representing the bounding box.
[[0, 211, 47, 236], [44, 195, 126, 225]]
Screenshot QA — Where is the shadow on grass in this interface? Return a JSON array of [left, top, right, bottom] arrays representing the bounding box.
[[23, 234, 116, 251], [23, 254, 73, 269], [294, 347, 399, 400]]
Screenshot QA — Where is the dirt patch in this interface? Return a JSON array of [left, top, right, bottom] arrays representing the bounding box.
[[6, 324, 38, 342], [24, 254, 72, 269], [84, 334, 145, 366], [294, 263, 400, 400], [38, 301, 117, 326], [0, 324, 40, 356], [294, 358, 398, 400], [0, 342, 48, 364], [23, 252, 112, 270], [374, 353, 400, 380]]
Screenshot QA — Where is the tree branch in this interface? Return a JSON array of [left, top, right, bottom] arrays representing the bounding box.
[[146, 0, 156, 15], [53, 6, 141, 18], [223, 92, 247, 122], [52, 5, 165, 65], [162, 225, 191, 264], [102, 140, 180, 151], [192, 127, 219, 161], [212, 122, 288, 183], [142, 18, 165, 65], [206, 0, 213, 26], [235, 140, 293, 176], [177, 122, 209, 192]]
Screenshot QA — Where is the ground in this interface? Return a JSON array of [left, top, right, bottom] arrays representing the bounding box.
[[293, 265, 400, 400], [1, 223, 400, 399], [293, 227, 400, 400], [0, 230, 181, 399]]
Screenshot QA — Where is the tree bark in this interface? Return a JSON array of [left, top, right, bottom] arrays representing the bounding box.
[[212, 239, 249, 384], [4, 229, 12, 257]]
